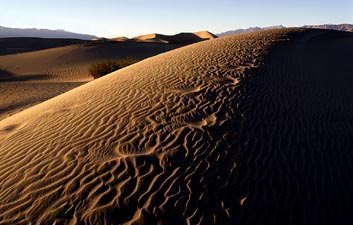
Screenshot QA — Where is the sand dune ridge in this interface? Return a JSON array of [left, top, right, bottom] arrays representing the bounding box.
[[1, 28, 353, 224]]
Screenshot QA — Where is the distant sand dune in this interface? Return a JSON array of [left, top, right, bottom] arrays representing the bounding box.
[[1, 29, 353, 224], [0, 41, 184, 120], [0, 37, 88, 56], [133, 31, 217, 43]]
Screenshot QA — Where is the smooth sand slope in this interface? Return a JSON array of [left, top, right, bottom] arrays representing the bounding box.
[[1, 28, 353, 224], [0, 41, 183, 120]]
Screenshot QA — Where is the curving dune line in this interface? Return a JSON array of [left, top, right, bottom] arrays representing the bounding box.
[[132, 31, 217, 43], [0, 41, 183, 120], [1, 28, 353, 224]]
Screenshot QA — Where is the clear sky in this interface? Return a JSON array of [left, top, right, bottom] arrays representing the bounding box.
[[1, 0, 352, 38]]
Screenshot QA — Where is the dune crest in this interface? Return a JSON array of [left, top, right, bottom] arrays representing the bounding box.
[[1, 28, 353, 224], [132, 31, 217, 43]]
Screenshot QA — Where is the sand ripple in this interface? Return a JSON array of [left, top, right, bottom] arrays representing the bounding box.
[[1, 29, 353, 224]]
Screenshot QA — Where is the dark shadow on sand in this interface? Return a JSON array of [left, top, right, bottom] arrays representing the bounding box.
[[0, 70, 55, 82]]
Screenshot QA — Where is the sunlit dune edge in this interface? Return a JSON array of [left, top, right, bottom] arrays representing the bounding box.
[[0, 40, 184, 120]]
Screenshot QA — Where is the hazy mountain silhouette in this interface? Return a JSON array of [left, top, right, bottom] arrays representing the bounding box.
[[218, 24, 353, 37], [0, 25, 97, 40], [302, 24, 353, 31], [218, 25, 285, 37]]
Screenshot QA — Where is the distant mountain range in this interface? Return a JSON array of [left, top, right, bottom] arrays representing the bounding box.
[[302, 24, 353, 32], [218, 25, 286, 37], [2, 24, 352, 40], [0, 26, 97, 40], [218, 24, 353, 37]]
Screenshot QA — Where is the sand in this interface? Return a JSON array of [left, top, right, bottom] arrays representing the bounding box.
[[0, 37, 88, 56], [1, 28, 353, 224], [0, 41, 184, 120], [132, 31, 217, 43]]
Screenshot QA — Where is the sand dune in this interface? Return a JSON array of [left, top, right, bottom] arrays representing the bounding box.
[[111, 36, 130, 42], [0, 41, 184, 81], [0, 41, 184, 120], [1, 28, 353, 224], [0, 37, 88, 56], [133, 31, 217, 43]]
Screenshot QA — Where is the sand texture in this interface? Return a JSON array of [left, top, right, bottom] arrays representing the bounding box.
[[0, 41, 183, 120], [1, 28, 353, 224]]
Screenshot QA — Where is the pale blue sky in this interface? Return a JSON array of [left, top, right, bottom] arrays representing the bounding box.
[[1, 0, 352, 37]]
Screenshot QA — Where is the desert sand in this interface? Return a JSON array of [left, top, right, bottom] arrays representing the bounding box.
[[1, 28, 353, 224], [0, 41, 184, 120], [132, 31, 217, 43], [0, 37, 88, 56]]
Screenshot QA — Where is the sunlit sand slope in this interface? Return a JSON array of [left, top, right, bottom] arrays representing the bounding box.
[[0, 42, 182, 120], [1, 29, 353, 225]]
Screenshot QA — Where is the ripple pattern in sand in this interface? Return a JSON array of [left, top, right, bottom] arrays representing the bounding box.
[[1, 29, 353, 224]]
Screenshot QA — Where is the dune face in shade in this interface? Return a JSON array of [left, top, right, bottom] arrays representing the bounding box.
[[1, 28, 353, 224]]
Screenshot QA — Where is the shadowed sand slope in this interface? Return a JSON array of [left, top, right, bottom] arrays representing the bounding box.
[[0, 42, 183, 120], [0, 37, 88, 56], [1, 29, 353, 224]]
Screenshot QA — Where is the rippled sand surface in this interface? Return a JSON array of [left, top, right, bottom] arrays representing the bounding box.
[[1, 28, 353, 224]]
